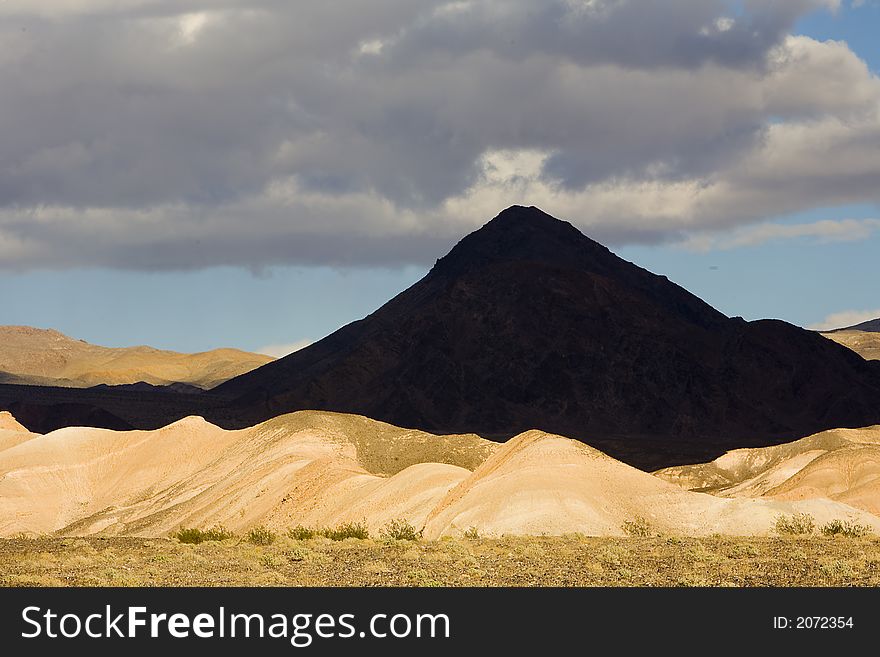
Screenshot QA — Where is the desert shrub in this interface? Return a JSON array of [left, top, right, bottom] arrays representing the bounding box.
[[380, 518, 422, 541], [774, 513, 815, 536], [621, 516, 653, 537], [288, 525, 318, 541], [463, 526, 481, 540], [173, 526, 234, 544], [821, 519, 871, 538], [246, 526, 277, 546], [322, 521, 370, 541]]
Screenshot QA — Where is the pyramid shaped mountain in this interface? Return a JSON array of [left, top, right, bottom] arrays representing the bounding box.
[[216, 206, 880, 468]]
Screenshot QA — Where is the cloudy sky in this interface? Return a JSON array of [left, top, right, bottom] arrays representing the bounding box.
[[1, 0, 878, 354]]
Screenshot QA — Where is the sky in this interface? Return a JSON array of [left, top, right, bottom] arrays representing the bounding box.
[[0, 0, 878, 355]]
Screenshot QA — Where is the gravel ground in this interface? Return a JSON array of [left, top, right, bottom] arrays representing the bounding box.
[[2, 534, 879, 587]]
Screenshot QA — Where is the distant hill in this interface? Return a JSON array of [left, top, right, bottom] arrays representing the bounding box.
[[0, 326, 273, 390], [821, 315, 880, 360], [656, 424, 880, 517], [215, 206, 880, 468], [822, 330, 880, 361], [842, 318, 880, 332]]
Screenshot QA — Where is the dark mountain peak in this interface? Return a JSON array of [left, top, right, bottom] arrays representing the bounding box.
[[487, 204, 571, 230], [432, 205, 614, 278]]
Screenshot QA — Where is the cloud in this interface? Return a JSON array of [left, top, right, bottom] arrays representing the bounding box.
[[257, 340, 313, 359], [0, 1, 878, 270], [682, 218, 880, 251], [810, 309, 880, 331]]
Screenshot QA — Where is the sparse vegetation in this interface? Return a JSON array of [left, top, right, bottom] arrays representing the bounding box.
[[173, 526, 235, 544], [774, 513, 816, 536], [322, 521, 370, 541], [621, 516, 653, 537], [821, 519, 871, 538], [380, 519, 422, 541], [245, 526, 276, 546], [3, 534, 880, 587], [288, 525, 318, 541], [463, 526, 480, 540], [286, 521, 371, 541]]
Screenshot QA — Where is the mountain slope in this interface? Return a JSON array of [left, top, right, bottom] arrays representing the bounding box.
[[215, 206, 880, 468], [422, 430, 879, 538], [822, 330, 880, 361], [0, 326, 273, 389], [656, 425, 880, 516], [841, 318, 880, 332]]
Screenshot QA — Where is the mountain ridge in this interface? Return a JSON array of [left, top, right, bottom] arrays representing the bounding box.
[[0, 325, 273, 390], [213, 206, 880, 468]]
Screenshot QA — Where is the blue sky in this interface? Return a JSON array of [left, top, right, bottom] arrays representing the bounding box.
[[0, 1, 878, 355]]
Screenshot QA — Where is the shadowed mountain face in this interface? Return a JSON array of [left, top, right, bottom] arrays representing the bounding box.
[[841, 318, 880, 333], [214, 206, 880, 468], [4, 401, 134, 434]]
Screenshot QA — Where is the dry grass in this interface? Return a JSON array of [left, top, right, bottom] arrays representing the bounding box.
[[2, 534, 880, 587]]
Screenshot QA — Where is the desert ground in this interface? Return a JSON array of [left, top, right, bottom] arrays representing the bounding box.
[[0, 325, 272, 389], [3, 534, 879, 587]]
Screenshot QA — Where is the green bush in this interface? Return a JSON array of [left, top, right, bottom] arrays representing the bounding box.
[[380, 518, 422, 541], [774, 513, 816, 536], [288, 525, 318, 541], [246, 526, 277, 546], [322, 521, 370, 541], [173, 526, 235, 544], [463, 526, 481, 540], [621, 516, 653, 537], [821, 519, 871, 538]]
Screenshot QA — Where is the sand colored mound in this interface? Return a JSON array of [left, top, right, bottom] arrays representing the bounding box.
[[0, 411, 28, 434], [0, 411, 493, 537], [0, 410, 37, 453], [823, 330, 880, 360], [1, 412, 877, 539], [0, 325, 273, 389], [421, 430, 880, 538], [656, 426, 880, 516]]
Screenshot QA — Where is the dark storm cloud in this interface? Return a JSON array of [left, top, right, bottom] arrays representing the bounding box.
[[1, 0, 878, 270]]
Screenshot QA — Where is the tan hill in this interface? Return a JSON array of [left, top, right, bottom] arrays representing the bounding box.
[[1, 411, 875, 539], [0, 410, 37, 452], [0, 325, 273, 389], [0, 411, 494, 538], [822, 330, 880, 360], [655, 426, 880, 516], [422, 430, 878, 537]]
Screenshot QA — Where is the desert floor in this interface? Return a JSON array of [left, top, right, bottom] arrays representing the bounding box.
[[2, 534, 879, 587]]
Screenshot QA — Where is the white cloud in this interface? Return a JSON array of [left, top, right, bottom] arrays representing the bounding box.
[[810, 309, 880, 331], [257, 340, 313, 358], [681, 218, 880, 251], [176, 12, 210, 46]]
